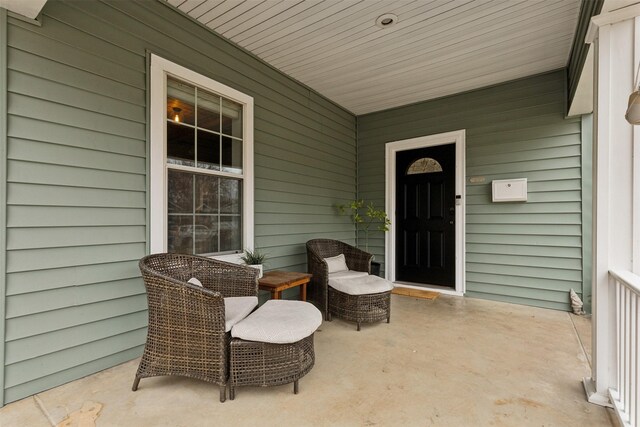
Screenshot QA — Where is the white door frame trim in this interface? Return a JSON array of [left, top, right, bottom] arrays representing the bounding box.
[[385, 130, 466, 295]]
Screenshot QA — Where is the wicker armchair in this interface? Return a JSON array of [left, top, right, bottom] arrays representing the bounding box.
[[306, 239, 373, 320], [132, 253, 259, 403]]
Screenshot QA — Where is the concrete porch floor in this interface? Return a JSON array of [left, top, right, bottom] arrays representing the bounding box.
[[0, 294, 615, 426]]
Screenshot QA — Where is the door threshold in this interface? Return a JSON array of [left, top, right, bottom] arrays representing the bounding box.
[[394, 281, 464, 297]]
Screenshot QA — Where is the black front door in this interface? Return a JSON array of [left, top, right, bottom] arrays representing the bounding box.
[[396, 143, 455, 287]]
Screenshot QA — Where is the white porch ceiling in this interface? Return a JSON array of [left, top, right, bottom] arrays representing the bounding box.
[[167, 0, 582, 115]]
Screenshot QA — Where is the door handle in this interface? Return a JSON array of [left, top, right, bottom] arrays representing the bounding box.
[[449, 220, 454, 225]]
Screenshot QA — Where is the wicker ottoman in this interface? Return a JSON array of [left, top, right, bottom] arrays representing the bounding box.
[[229, 300, 322, 400], [328, 273, 394, 331]]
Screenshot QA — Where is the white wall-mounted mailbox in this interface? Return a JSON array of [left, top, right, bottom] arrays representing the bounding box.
[[492, 178, 527, 202]]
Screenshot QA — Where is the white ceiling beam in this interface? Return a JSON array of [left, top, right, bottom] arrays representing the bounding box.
[[567, 47, 594, 117], [0, 0, 47, 19]]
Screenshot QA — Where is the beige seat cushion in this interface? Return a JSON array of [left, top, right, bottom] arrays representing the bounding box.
[[329, 273, 394, 296], [231, 300, 322, 344], [188, 277, 203, 287], [328, 270, 368, 284], [224, 296, 258, 332]]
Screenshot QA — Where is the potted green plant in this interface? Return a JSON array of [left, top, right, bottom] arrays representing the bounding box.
[[337, 200, 390, 276], [240, 248, 267, 278]]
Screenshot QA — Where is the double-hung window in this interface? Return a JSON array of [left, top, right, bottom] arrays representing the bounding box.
[[150, 55, 254, 257]]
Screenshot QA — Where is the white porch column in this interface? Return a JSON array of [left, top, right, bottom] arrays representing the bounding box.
[[585, 3, 640, 406]]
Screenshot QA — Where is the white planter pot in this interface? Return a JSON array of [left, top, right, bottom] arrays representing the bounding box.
[[249, 264, 263, 278]]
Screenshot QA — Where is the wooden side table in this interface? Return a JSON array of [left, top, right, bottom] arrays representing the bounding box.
[[258, 271, 312, 301]]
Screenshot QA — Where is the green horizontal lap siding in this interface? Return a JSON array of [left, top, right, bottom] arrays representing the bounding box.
[[4, 6, 147, 403], [3, 0, 356, 403], [5, 345, 145, 403], [357, 70, 582, 311]]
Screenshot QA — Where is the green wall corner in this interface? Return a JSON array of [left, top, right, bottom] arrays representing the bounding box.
[[581, 114, 593, 313], [0, 6, 8, 406]]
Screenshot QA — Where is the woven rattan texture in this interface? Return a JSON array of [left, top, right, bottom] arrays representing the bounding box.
[[229, 335, 315, 398], [133, 253, 259, 402], [306, 239, 373, 319], [328, 287, 391, 331]]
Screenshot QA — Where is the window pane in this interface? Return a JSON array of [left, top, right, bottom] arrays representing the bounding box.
[[194, 215, 218, 254], [198, 89, 221, 133], [168, 170, 193, 213], [167, 122, 195, 166], [197, 130, 220, 170], [195, 174, 218, 214], [168, 215, 193, 254], [220, 178, 241, 214], [167, 77, 195, 125], [407, 157, 442, 174], [220, 216, 241, 252], [221, 136, 242, 173], [222, 98, 242, 138], [163, 75, 246, 257]]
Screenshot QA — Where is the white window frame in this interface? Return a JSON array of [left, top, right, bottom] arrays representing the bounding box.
[[150, 54, 254, 262]]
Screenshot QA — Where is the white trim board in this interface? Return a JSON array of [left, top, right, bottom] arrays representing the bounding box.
[[385, 130, 466, 294], [586, 2, 640, 43], [0, 7, 7, 407], [149, 54, 255, 258], [0, 0, 47, 20]]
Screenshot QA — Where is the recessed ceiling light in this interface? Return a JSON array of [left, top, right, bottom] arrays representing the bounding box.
[[376, 13, 398, 29]]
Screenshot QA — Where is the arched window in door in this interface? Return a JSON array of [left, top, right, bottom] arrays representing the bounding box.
[[406, 157, 443, 175]]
